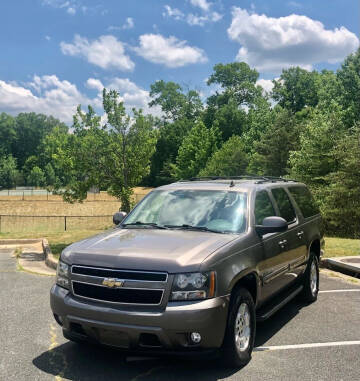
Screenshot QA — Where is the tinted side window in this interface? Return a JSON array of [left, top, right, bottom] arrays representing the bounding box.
[[271, 188, 297, 223], [254, 191, 276, 225], [288, 186, 320, 218]]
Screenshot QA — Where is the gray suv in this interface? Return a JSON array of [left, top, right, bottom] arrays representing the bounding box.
[[50, 176, 324, 367]]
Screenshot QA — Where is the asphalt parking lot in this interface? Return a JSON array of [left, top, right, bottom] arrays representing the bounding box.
[[1, 248, 360, 381]]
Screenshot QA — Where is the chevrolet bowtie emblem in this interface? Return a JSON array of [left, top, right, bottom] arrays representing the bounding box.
[[102, 278, 125, 288]]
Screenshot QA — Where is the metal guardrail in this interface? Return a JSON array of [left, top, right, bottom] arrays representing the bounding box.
[[0, 215, 114, 233]]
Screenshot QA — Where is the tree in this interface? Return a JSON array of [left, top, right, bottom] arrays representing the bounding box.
[[0, 155, 18, 189], [149, 80, 203, 121], [44, 163, 56, 186], [12, 113, 68, 168], [0, 113, 16, 155], [248, 108, 300, 176], [27, 166, 45, 187], [323, 126, 360, 238], [145, 118, 193, 186], [52, 90, 157, 212], [272, 67, 319, 113], [171, 122, 220, 179], [199, 136, 249, 177], [207, 62, 260, 106], [337, 48, 360, 127]]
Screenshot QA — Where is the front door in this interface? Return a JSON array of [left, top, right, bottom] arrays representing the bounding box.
[[255, 190, 290, 301]]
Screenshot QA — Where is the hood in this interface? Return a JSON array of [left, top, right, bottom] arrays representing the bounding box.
[[61, 227, 237, 273]]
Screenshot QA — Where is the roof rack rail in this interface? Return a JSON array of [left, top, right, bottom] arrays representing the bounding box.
[[179, 176, 297, 184]]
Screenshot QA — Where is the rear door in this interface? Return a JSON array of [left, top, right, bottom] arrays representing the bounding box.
[[271, 187, 307, 286]]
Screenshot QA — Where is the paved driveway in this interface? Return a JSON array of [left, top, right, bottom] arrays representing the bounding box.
[[1, 248, 360, 380]]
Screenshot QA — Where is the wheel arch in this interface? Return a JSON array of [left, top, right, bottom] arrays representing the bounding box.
[[228, 270, 260, 307]]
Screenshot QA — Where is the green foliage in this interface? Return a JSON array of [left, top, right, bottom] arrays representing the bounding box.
[[52, 91, 157, 212], [171, 122, 220, 179], [44, 163, 56, 186], [272, 67, 319, 113], [323, 126, 360, 238], [12, 113, 68, 168], [149, 80, 202, 121], [337, 48, 360, 127], [0, 113, 16, 155], [27, 166, 45, 187], [207, 62, 260, 106], [146, 118, 193, 186], [289, 105, 345, 187], [199, 136, 249, 177], [0, 155, 18, 189], [249, 108, 301, 176]]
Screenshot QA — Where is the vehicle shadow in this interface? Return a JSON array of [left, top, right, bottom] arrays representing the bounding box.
[[33, 298, 308, 380], [255, 297, 308, 347], [33, 342, 239, 381]]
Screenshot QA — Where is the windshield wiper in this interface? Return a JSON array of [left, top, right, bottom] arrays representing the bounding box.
[[164, 224, 222, 233], [122, 221, 168, 230]]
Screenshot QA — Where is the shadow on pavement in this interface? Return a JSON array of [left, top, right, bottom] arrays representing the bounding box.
[[33, 341, 240, 381], [255, 298, 307, 347]]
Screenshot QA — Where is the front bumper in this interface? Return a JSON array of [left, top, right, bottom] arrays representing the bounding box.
[[50, 284, 230, 351]]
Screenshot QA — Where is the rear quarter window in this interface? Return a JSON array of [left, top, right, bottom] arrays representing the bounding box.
[[288, 186, 320, 218]]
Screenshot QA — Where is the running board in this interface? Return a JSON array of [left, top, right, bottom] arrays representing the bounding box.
[[256, 285, 303, 322]]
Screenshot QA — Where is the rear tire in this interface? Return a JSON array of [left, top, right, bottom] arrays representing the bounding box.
[[300, 253, 319, 303], [221, 287, 256, 368]]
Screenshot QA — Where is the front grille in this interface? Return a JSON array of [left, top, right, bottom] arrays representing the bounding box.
[[72, 266, 167, 282], [73, 282, 163, 305], [70, 265, 167, 305]]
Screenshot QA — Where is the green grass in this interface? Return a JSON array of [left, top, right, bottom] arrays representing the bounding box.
[[324, 237, 360, 258]]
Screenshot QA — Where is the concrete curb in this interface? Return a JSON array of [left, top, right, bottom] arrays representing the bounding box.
[[321, 257, 360, 277], [0, 238, 42, 245], [42, 238, 58, 270]]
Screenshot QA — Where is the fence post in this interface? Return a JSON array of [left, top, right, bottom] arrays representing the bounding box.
[[0, 215, 1, 233], [64, 216, 67, 231], [22, 192, 24, 201]]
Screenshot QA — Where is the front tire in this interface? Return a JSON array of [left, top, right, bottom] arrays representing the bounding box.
[[300, 253, 319, 303], [221, 288, 256, 368]]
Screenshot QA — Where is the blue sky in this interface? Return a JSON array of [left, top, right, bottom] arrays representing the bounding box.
[[0, 0, 359, 122]]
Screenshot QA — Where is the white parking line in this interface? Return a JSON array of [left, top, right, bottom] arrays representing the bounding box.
[[254, 341, 360, 352], [319, 289, 360, 293]]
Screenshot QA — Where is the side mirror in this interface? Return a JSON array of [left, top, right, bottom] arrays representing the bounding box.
[[113, 211, 127, 225], [255, 216, 288, 235]]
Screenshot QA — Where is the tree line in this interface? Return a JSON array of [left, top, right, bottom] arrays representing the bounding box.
[[1, 49, 360, 238]]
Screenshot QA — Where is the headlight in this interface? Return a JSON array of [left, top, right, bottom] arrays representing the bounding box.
[[170, 271, 216, 301], [56, 260, 70, 290]]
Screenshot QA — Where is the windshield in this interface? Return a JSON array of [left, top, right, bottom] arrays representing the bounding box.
[[123, 189, 247, 234]]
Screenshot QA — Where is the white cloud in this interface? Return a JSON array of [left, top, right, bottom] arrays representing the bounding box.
[[257, 78, 275, 94], [108, 17, 135, 31], [163, 3, 222, 26], [228, 7, 359, 73], [0, 75, 95, 123], [60, 34, 135, 71], [0, 75, 162, 123], [123, 17, 134, 29], [67, 6, 76, 15], [187, 11, 222, 26], [288, 1, 302, 8], [45, 35, 51, 41], [163, 5, 184, 20], [133, 34, 207, 68], [190, 0, 211, 12]]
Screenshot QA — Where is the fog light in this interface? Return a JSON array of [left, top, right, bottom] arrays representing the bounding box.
[[190, 332, 201, 344]]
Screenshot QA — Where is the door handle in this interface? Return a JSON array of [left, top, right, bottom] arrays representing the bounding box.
[[278, 239, 287, 249], [297, 231, 304, 239]]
